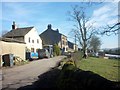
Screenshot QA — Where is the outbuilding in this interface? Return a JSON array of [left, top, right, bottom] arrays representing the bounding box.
[[0, 37, 26, 67]]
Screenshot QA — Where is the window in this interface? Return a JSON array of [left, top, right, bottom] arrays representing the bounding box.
[[28, 37, 30, 43], [37, 39, 39, 44], [66, 48, 68, 51], [32, 40, 34, 43], [66, 42, 68, 45], [62, 41, 65, 45]]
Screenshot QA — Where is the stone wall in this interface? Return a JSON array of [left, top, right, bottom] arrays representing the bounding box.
[[0, 40, 26, 67]]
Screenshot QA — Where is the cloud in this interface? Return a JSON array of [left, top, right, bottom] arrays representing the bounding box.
[[2, 3, 33, 20], [1, 2, 42, 31], [87, 2, 118, 48], [88, 2, 118, 28], [93, 5, 111, 17]]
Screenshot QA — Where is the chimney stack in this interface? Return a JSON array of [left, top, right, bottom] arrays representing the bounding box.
[[12, 21, 17, 29], [47, 24, 52, 29], [56, 29, 59, 33]]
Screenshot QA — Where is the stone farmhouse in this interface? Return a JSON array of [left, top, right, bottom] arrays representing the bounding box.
[[40, 24, 68, 52]]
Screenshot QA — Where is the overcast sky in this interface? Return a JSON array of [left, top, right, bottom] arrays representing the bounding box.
[[0, 1, 118, 49]]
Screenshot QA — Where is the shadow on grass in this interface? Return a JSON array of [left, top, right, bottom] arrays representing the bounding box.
[[17, 66, 120, 90]]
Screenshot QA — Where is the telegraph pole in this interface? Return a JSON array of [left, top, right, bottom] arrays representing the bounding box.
[[75, 34, 76, 51]]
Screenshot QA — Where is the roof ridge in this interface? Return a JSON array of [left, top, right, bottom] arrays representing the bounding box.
[[46, 28, 67, 37], [3, 26, 34, 37], [16, 26, 34, 29]]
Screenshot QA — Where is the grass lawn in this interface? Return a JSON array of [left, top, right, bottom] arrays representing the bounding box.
[[76, 57, 120, 82]]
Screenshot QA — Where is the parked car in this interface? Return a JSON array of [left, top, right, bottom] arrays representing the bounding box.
[[37, 49, 50, 59], [26, 52, 38, 61], [43, 45, 53, 58]]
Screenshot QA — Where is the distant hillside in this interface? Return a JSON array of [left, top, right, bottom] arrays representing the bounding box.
[[103, 47, 120, 55]]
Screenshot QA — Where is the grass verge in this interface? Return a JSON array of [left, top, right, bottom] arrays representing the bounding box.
[[77, 57, 119, 81]]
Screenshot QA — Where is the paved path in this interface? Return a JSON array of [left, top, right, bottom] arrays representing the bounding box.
[[1, 56, 65, 89]]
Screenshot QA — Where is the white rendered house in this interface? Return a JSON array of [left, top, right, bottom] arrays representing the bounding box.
[[3, 22, 42, 52]]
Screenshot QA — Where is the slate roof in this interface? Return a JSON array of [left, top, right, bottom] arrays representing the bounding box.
[[3, 27, 34, 37], [68, 41, 74, 49], [40, 24, 67, 45], [40, 28, 61, 45]]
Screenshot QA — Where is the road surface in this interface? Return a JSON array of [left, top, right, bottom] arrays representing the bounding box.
[[1, 56, 65, 89]]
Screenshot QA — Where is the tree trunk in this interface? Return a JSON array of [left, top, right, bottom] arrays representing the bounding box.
[[83, 40, 87, 59]]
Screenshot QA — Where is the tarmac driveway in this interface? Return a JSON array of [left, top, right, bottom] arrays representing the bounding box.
[[1, 56, 66, 89]]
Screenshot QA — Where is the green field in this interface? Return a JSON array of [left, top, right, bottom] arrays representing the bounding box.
[[76, 57, 120, 81]]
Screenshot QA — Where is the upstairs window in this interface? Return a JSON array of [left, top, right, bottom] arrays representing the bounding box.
[[37, 39, 39, 44], [28, 37, 30, 43], [62, 41, 65, 45]]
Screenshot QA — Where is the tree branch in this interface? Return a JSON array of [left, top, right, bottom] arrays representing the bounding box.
[[100, 22, 120, 35]]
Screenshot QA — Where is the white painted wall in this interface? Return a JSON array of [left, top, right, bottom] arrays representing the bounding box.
[[24, 27, 42, 52]]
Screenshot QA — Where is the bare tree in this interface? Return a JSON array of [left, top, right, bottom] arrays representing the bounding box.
[[68, 5, 97, 58], [89, 35, 101, 53]]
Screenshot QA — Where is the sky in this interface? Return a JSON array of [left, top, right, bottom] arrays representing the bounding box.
[[0, 1, 119, 49]]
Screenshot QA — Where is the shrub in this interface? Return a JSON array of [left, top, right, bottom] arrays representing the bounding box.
[[72, 51, 83, 61], [53, 44, 61, 56], [56, 63, 78, 90], [65, 59, 76, 66]]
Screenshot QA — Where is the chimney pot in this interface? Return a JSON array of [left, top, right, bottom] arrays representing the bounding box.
[[56, 29, 59, 32], [48, 24, 52, 29], [12, 21, 17, 29]]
